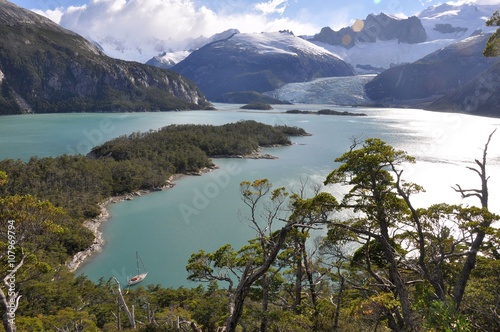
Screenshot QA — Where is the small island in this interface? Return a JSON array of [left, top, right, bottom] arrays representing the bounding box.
[[286, 109, 367, 116], [240, 103, 273, 110]]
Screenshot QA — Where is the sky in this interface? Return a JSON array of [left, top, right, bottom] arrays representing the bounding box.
[[9, 0, 500, 45]]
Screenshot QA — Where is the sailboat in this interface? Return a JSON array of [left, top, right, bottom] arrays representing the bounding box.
[[127, 251, 148, 286]]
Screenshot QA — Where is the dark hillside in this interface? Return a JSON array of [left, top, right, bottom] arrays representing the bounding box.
[[364, 34, 496, 103], [0, 0, 211, 114]]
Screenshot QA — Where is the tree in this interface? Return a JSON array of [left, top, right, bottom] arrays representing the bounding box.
[[112, 277, 136, 330], [187, 179, 321, 332], [451, 129, 497, 308], [318, 227, 353, 331], [0, 172, 68, 332], [322, 138, 420, 332], [293, 134, 499, 331], [404, 130, 498, 318], [484, 11, 500, 57], [280, 180, 326, 329]]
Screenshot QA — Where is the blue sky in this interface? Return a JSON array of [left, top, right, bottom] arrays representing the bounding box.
[[9, 0, 500, 44]]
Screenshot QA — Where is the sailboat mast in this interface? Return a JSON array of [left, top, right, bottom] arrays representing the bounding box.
[[136, 251, 140, 275]]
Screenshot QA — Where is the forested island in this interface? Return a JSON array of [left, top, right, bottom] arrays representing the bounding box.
[[0, 120, 307, 221], [286, 109, 367, 116], [240, 103, 274, 110], [0, 122, 499, 332]]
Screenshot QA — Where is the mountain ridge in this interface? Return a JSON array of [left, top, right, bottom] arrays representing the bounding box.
[[146, 29, 239, 69], [311, 13, 427, 49]]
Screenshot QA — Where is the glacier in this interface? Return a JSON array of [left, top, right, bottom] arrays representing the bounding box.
[[265, 75, 375, 105]]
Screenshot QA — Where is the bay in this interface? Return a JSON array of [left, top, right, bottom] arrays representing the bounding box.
[[1, 104, 499, 288]]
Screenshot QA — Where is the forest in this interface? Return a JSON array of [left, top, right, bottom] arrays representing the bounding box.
[[0, 122, 499, 332]]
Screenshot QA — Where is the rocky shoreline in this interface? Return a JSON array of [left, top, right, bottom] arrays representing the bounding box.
[[212, 147, 279, 160], [65, 176, 179, 272], [65, 164, 221, 271], [65, 148, 280, 272], [65, 203, 110, 272]]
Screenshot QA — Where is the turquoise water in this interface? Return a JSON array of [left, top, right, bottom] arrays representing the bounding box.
[[1, 105, 499, 287]]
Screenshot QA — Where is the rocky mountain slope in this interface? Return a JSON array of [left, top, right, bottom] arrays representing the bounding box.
[[364, 33, 496, 102], [0, 0, 211, 115], [311, 13, 427, 49], [426, 59, 500, 117], [171, 31, 354, 101]]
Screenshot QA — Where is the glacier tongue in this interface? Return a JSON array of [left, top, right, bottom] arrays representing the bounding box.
[[266, 75, 375, 105]]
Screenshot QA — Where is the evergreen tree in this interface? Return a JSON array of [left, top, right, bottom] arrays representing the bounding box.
[[484, 11, 500, 57]]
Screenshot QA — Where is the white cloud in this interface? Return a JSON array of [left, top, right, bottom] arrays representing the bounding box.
[[38, 0, 319, 50], [32, 8, 64, 23], [254, 0, 288, 15], [58, 0, 220, 43]]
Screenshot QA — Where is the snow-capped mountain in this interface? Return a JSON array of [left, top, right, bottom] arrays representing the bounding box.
[[419, 3, 496, 41], [88, 30, 239, 64], [310, 13, 427, 48], [308, 3, 498, 73], [145, 29, 239, 69], [171, 31, 354, 101], [68, 2, 498, 114]]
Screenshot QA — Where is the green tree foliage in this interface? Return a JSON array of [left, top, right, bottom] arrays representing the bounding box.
[[1, 131, 499, 331], [322, 138, 420, 331], [90, 121, 305, 163], [293, 135, 499, 332], [0, 174, 82, 332], [187, 179, 328, 332], [484, 11, 500, 57]]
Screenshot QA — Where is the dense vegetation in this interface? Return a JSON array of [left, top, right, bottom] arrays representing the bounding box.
[[484, 10, 500, 57], [286, 109, 367, 116], [240, 103, 273, 110], [1, 126, 499, 331], [1, 7, 499, 331]]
